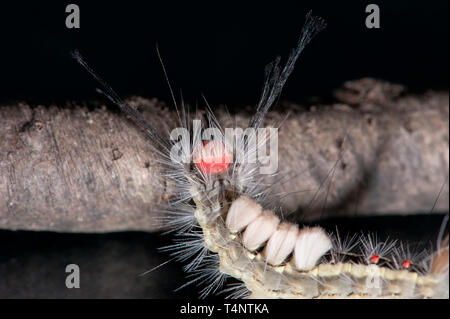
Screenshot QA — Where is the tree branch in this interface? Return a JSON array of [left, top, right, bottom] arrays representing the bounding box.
[[0, 79, 448, 232]]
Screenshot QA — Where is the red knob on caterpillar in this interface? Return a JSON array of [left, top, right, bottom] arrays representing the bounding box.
[[370, 254, 380, 264], [403, 259, 411, 269], [193, 140, 232, 174]]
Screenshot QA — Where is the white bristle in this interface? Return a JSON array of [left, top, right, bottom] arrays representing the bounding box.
[[226, 196, 262, 233], [243, 210, 280, 251], [294, 227, 332, 271], [264, 222, 299, 266]]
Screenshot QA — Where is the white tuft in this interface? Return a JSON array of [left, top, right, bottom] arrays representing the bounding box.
[[294, 227, 332, 271], [226, 196, 262, 233], [243, 210, 280, 251], [264, 222, 298, 266]]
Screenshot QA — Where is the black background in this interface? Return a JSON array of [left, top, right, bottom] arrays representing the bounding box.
[[0, 1, 448, 299], [0, 0, 448, 105]]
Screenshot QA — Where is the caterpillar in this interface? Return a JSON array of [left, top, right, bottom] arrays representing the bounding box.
[[72, 11, 449, 299]]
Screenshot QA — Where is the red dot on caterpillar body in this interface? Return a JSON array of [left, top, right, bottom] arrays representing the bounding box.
[[403, 259, 411, 269], [193, 141, 232, 174], [370, 254, 380, 264]]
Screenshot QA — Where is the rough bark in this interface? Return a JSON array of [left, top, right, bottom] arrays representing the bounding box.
[[0, 79, 448, 232]]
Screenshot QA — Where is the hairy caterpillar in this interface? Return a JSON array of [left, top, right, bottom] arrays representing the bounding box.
[[72, 11, 449, 299]]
